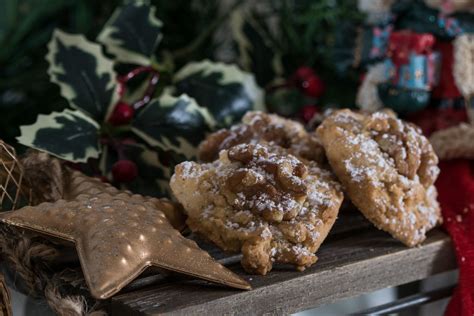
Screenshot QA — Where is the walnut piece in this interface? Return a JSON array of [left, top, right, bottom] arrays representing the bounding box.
[[226, 144, 308, 222], [363, 112, 438, 188], [198, 111, 325, 164]]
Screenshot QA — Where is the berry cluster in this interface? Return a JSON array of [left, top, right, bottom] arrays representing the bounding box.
[[104, 66, 159, 183]]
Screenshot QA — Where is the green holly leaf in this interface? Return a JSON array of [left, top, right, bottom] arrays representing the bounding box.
[[266, 87, 305, 117], [230, 9, 283, 87], [174, 60, 265, 128], [46, 29, 117, 122], [17, 109, 100, 163], [131, 93, 215, 159], [97, 0, 163, 65]]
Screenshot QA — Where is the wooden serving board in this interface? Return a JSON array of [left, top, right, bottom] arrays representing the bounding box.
[[108, 213, 456, 315]]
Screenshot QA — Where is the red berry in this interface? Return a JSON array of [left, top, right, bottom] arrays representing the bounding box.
[[292, 66, 325, 98], [300, 105, 318, 123], [112, 160, 138, 183], [302, 75, 325, 98], [108, 102, 134, 126], [294, 66, 315, 80]]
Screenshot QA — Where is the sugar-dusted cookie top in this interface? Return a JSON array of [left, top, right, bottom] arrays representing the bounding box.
[[198, 111, 325, 163], [171, 143, 343, 274], [317, 109, 441, 246]]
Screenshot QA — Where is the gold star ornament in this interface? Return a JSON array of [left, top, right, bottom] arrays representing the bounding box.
[[0, 170, 250, 299]]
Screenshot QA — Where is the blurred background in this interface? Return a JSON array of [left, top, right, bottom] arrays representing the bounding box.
[[1, 0, 472, 314]]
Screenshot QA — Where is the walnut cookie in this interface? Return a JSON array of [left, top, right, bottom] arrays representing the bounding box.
[[198, 111, 325, 164], [170, 143, 343, 274], [317, 109, 441, 247]]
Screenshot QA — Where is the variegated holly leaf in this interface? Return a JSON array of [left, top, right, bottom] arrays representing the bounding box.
[[47, 29, 117, 122], [131, 93, 215, 159], [17, 109, 100, 163], [174, 60, 265, 128], [97, 0, 162, 66], [231, 9, 283, 87], [100, 142, 180, 197]]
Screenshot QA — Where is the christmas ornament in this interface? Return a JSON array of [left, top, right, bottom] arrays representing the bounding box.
[[0, 165, 250, 299], [21, 150, 186, 231], [377, 83, 431, 113], [111, 159, 138, 183], [0, 274, 11, 316], [0, 141, 31, 211], [377, 31, 439, 113], [386, 31, 438, 89], [387, 32, 436, 67]]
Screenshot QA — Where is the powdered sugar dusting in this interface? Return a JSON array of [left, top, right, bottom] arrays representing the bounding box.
[[343, 134, 391, 185], [178, 161, 201, 178], [318, 109, 442, 247]]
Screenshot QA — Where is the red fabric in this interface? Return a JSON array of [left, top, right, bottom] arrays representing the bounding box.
[[432, 41, 461, 99], [436, 160, 474, 316], [407, 107, 468, 137]]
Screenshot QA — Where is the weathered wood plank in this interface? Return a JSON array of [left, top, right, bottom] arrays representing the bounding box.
[[109, 227, 456, 315], [116, 213, 371, 293]]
